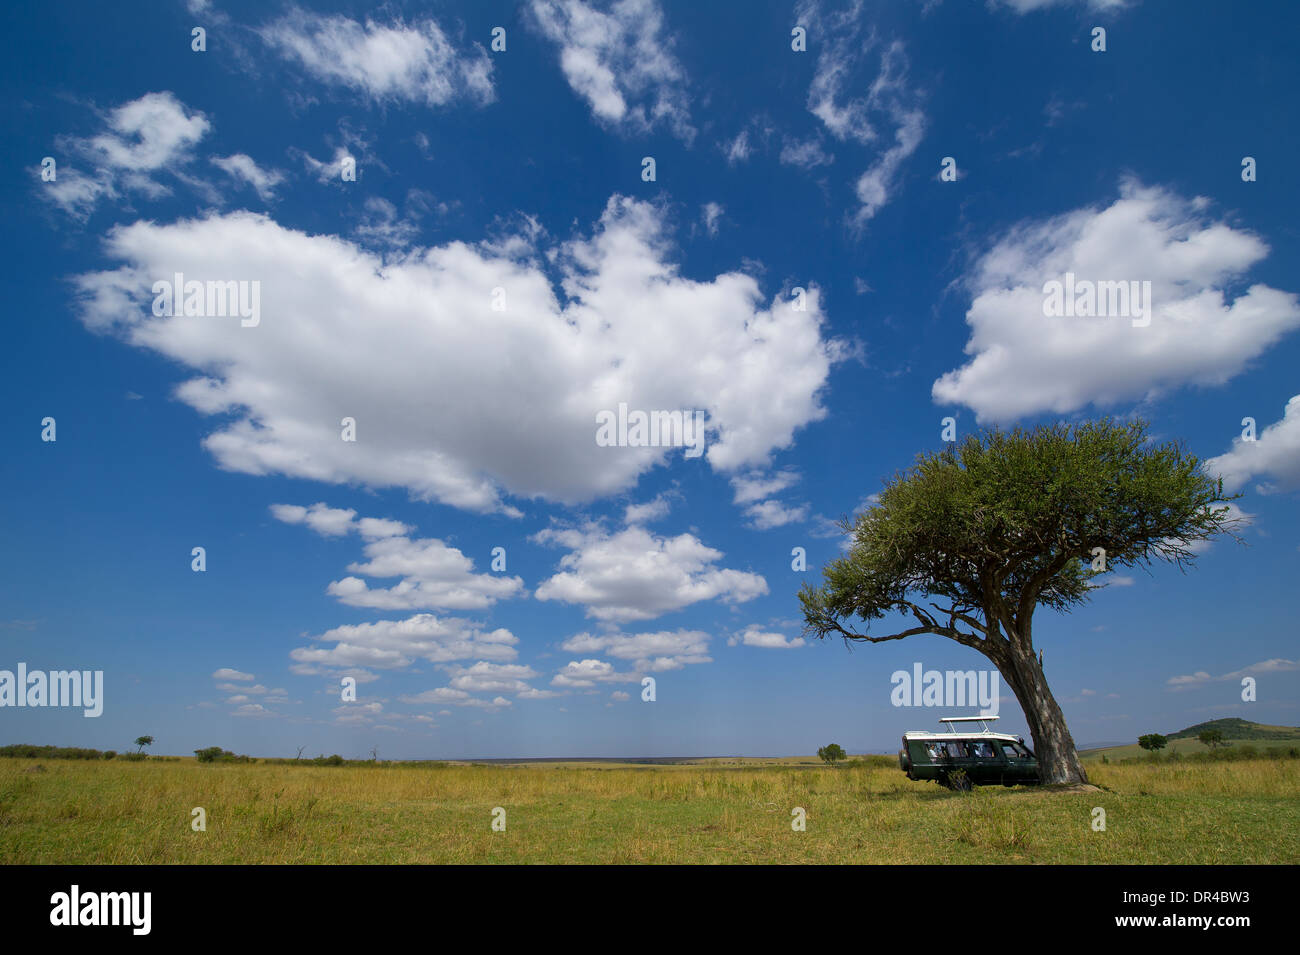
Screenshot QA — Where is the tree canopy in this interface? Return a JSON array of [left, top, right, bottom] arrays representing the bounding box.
[[799, 418, 1240, 784]]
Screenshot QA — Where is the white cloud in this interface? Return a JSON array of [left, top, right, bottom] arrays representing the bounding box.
[[444, 662, 541, 694], [795, 1, 925, 224], [1167, 658, 1299, 690], [624, 495, 671, 524], [75, 197, 838, 513], [529, 0, 693, 141], [211, 153, 284, 201], [212, 667, 254, 681], [232, 703, 275, 718], [560, 628, 711, 670], [290, 613, 518, 671], [933, 181, 1300, 422], [1206, 396, 1300, 494], [727, 625, 806, 649], [271, 502, 358, 537], [534, 524, 767, 622], [273, 503, 516, 611], [779, 137, 834, 170], [731, 470, 806, 529], [742, 499, 810, 530], [551, 658, 641, 687], [327, 534, 524, 611], [259, 7, 494, 107], [41, 92, 210, 218], [725, 130, 751, 164], [731, 470, 800, 505], [398, 687, 512, 709], [995, 0, 1130, 12], [701, 202, 723, 237]]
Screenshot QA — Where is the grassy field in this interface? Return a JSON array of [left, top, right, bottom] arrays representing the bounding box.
[[1, 756, 1296, 864], [1083, 738, 1300, 761]]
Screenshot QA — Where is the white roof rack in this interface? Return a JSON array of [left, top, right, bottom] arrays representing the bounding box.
[[938, 715, 998, 734]]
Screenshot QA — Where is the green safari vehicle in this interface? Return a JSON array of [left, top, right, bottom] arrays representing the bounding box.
[[898, 716, 1039, 790]]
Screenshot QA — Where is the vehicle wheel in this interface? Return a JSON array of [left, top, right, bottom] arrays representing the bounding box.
[[952, 774, 973, 792]]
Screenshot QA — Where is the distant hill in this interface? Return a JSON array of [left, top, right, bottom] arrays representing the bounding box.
[[1167, 718, 1300, 741], [1080, 718, 1300, 760]]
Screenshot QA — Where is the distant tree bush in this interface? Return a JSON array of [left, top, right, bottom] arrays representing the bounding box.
[[1197, 729, 1226, 750], [134, 735, 154, 755], [1138, 734, 1168, 752], [194, 746, 253, 764], [0, 744, 104, 760], [818, 743, 847, 767]]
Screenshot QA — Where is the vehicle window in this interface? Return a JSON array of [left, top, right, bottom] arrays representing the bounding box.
[[1000, 743, 1021, 759], [969, 741, 995, 758], [943, 741, 966, 758], [925, 743, 942, 759]]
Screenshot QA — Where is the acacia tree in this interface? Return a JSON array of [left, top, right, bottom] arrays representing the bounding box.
[[134, 735, 154, 755], [818, 743, 847, 767], [799, 419, 1239, 785], [1138, 733, 1168, 752]]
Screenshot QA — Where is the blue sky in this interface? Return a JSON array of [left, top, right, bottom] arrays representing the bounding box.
[[2, 0, 1298, 759]]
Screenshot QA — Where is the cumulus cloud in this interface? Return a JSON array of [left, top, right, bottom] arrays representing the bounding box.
[[623, 495, 671, 524], [730, 470, 800, 505], [933, 181, 1300, 422], [1206, 396, 1300, 494], [727, 625, 806, 649], [271, 502, 362, 537], [212, 667, 255, 681], [41, 92, 210, 218], [272, 502, 520, 610], [398, 687, 512, 709], [74, 197, 838, 514], [290, 613, 518, 672], [730, 470, 807, 529], [529, 0, 693, 141], [444, 662, 541, 695], [327, 536, 523, 611], [533, 524, 767, 622], [560, 628, 711, 670], [259, 7, 494, 107], [551, 658, 641, 687]]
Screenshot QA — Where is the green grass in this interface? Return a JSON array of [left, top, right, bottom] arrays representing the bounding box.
[[1082, 737, 1300, 760], [1, 756, 1296, 864]]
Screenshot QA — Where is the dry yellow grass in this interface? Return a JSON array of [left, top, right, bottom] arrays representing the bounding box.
[[1, 756, 1295, 864]]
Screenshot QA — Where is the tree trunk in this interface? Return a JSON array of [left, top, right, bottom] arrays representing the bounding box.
[[987, 637, 1089, 785]]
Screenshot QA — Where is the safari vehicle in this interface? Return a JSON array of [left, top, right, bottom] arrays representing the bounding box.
[[898, 716, 1039, 790]]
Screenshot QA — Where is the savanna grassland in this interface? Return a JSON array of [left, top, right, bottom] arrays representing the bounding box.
[[1, 755, 1296, 864]]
